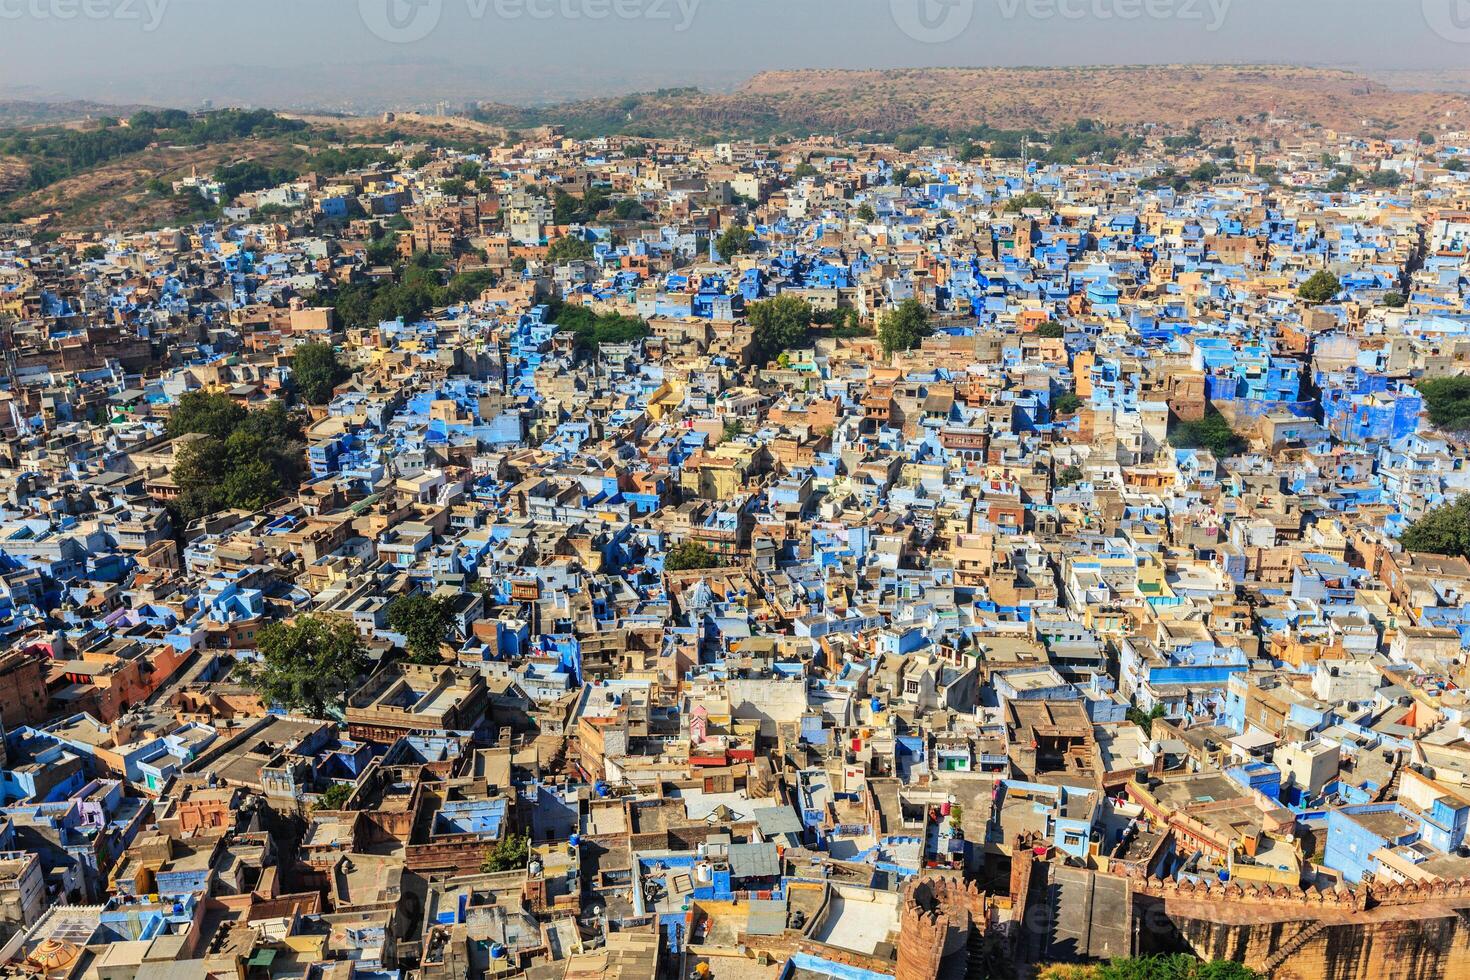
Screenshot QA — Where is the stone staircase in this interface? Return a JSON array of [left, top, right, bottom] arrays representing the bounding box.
[[1262, 920, 1329, 977]]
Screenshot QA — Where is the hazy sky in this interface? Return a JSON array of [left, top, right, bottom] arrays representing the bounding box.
[[3, 0, 1467, 110]]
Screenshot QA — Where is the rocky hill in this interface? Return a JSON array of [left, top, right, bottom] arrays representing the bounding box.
[[475, 65, 1470, 139]]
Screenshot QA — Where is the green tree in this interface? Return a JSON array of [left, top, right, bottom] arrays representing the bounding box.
[[1401, 497, 1470, 559], [1383, 291, 1407, 309], [878, 299, 933, 356], [855, 203, 876, 222], [442, 269, 498, 305], [715, 225, 753, 259], [1298, 271, 1341, 305], [167, 391, 247, 440], [1004, 191, 1050, 213], [546, 236, 595, 262], [1035, 321, 1066, 339], [168, 397, 303, 522], [1417, 377, 1470, 431], [292, 343, 350, 405], [480, 833, 530, 873], [1190, 162, 1222, 183], [665, 541, 725, 572], [1170, 411, 1246, 457], [387, 593, 456, 663], [1054, 393, 1082, 415], [1088, 954, 1259, 980], [747, 295, 813, 363], [1057, 464, 1084, 486], [547, 302, 651, 353], [240, 615, 369, 718], [81, 244, 106, 261], [315, 783, 354, 811]]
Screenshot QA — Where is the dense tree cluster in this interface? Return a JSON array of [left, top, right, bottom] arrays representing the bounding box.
[[240, 614, 369, 718], [878, 300, 933, 356], [1416, 377, 1470, 431], [327, 252, 498, 331], [386, 594, 456, 664], [166, 393, 304, 523], [1401, 498, 1470, 559], [665, 541, 725, 572], [291, 343, 352, 406], [1170, 410, 1246, 458], [747, 295, 814, 363], [546, 302, 652, 353]]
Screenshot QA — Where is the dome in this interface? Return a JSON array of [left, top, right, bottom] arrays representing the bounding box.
[[28, 939, 82, 972]]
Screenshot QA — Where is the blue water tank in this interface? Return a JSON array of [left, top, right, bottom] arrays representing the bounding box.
[[569, 834, 582, 848], [490, 943, 507, 959]]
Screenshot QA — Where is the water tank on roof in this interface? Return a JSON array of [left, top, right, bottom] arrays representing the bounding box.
[[569, 834, 581, 849], [490, 943, 507, 960]]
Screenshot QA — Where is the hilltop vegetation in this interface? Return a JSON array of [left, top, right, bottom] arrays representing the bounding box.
[[0, 109, 398, 230]]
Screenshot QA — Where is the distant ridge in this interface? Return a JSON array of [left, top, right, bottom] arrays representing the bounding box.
[[734, 65, 1470, 132], [473, 65, 1470, 139]]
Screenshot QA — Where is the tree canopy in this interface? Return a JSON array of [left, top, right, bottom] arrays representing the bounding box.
[[1298, 271, 1341, 305], [481, 833, 530, 873], [1401, 497, 1470, 559], [546, 236, 595, 262], [167, 395, 304, 523], [387, 594, 456, 663], [665, 541, 725, 572], [547, 301, 652, 353], [715, 226, 753, 259], [747, 295, 814, 363], [878, 300, 933, 356], [1004, 191, 1051, 213], [241, 615, 370, 718], [292, 343, 351, 405], [1170, 410, 1246, 458], [1417, 377, 1470, 431]]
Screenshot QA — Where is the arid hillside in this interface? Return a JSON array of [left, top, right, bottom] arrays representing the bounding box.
[[736, 66, 1470, 133]]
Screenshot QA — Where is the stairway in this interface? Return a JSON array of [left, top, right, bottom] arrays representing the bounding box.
[[1262, 920, 1328, 976], [965, 926, 990, 980]]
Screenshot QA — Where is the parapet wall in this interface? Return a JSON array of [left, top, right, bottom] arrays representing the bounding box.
[[1040, 865, 1470, 980]]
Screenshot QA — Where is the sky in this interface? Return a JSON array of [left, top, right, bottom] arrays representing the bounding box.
[[2, 0, 1468, 110]]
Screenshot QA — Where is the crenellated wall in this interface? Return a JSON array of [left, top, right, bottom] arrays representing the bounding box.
[[1017, 861, 1470, 980]]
